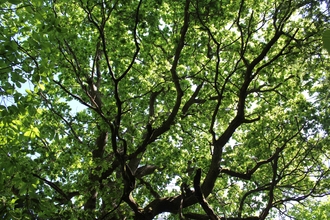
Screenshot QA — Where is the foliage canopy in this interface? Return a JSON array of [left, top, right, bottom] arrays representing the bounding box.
[[1, 0, 330, 219], [288, 197, 330, 219]]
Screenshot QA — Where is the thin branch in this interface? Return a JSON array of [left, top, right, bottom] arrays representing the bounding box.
[[259, 148, 279, 220], [38, 91, 83, 144], [52, 80, 95, 110], [117, 0, 142, 82]]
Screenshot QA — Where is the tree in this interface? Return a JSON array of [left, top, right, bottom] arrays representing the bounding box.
[[288, 198, 330, 219], [0, 0, 329, 219]]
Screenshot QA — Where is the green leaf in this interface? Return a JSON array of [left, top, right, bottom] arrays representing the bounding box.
[[23, 130, 35, 138], [322, 29, 330, 54], [7, 0, 21, 4], [25, 89, 33, 94], [38, 83, 45, 91]]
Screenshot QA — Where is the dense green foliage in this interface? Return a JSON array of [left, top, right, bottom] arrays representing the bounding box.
[[288, 198, 330, 219], [1, 0, 330, 219]]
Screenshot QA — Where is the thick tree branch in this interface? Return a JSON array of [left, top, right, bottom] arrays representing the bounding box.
[[194, 169, 219, 220], [181, 82, 204, 117]]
